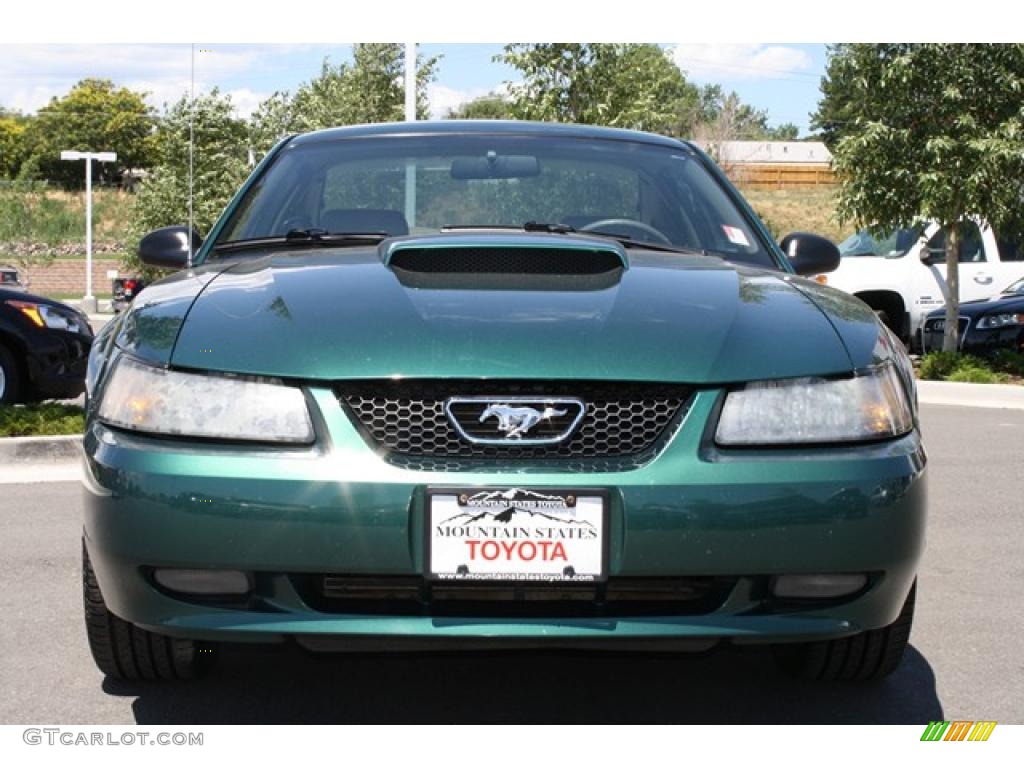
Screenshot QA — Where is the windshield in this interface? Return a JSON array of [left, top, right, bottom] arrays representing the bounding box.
[[1003, 277, 1024, 294], [838, 227, 922, 258], [214, 134, 777, 269]]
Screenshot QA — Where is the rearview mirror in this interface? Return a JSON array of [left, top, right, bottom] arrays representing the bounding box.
[[780, 232, 841, 276], [450, 154, 540, 180], [138, 226, 203, 270]]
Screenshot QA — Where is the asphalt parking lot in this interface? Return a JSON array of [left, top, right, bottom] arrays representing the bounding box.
[[0, 403, 1021, 725]]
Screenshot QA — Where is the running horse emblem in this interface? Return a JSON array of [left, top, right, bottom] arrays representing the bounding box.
[[479, 404, 568, 439]]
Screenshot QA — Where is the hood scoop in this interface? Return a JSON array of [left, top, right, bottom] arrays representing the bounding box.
[[382, 233, 628, 291]]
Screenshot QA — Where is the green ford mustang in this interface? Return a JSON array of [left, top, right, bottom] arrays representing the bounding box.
[[81, 121, 925, 683]]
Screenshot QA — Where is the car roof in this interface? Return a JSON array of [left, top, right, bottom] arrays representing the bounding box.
[[288, 120, 694, 152]]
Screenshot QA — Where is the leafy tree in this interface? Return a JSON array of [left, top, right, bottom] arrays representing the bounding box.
[[820, 44, 1024, 351], [766, 122, 800, 141], [446, 93, 513, 120], [0, 110, 31, 178], [250, 45, 439, 155], [694, 85, 773, 140], [23, 79, 155, 188], [810, 45, 856, 148], [497, 44, 700, 136], [128, 89, 249, 274]]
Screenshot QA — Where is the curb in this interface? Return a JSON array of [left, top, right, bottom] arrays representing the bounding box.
[[0, 434, 82, 464], [916, 380, 1024, 411]]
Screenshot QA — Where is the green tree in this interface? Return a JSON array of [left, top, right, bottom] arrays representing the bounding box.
[[820, 44, 1024, 351], [811, 44, 856, 148], [250, 45, 439, 155], [0, 109, 31, 178], [23, 79, 155, 188], [128, 89, 248, 273], [446, 93, 512, 120], [766, 122, 800, 141], [497, 44, 700, 136], [694, 85, 773, 140]]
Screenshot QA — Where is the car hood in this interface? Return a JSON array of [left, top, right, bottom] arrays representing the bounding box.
[[928, 293, 1024, 318], [125, 244, 880, 384], [0, 286, 82, 312]]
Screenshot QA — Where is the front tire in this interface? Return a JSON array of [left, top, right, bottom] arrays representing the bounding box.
[[0, 344, 23, 404], [773, 580, 916, 682], [82, 541, 215, 681]]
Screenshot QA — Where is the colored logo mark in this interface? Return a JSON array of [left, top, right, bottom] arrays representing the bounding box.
[[921, 721, 997, 742]]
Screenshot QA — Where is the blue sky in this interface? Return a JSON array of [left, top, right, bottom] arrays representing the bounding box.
[[0, 43, 828, 135]]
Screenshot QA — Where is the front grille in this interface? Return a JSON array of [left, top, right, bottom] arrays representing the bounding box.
[[299, 574, 730, 618], [339, 380, 691, 465]]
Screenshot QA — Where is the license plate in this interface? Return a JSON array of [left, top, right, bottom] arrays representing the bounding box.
[[427, 488, 606, 582]]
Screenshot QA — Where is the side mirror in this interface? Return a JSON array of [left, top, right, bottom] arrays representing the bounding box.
[[138, 226, 202, 270], [780, 231, 841, 276], [919, 247, 943, 266]]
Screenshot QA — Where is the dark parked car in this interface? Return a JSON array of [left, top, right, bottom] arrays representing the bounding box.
[[1, 265, 26, 292], [0, 288, 93, 403], [111, 276, 147, 313], [922, 276, 1024, 354]]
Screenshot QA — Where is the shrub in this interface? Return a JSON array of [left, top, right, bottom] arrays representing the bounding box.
[[989, 349, 1024, 378], [0, 403, 84, 437], [945, 365, 1010, 384], [918, 351, 962, 380], [919, 351, 1015, 384]]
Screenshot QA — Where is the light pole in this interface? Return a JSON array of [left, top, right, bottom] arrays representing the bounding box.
[[60, 150, 116, 314], [404, 43, 417, 229]]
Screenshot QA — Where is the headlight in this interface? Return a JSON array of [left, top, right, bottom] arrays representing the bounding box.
[[98, 356, 314, 443], [5, 300, 85, 333], [716, 362, 913, 446], [976, 312, 1023, 329]]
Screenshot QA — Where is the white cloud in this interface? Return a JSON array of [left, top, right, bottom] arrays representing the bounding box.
[[223, 88, 271, 118], [0, 44, 282, 115], [426, 84, 490, 119], [671, 44, 812, 82], [123, 79, 194, 112]]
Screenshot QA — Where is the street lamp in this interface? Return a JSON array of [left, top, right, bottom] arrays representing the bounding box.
[[60, 150, 117, 314], [404, 42, 416, 229]]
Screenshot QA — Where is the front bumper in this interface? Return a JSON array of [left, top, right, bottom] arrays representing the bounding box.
[[922, 324, 1024, 355], [82, 388, 926, 647], [23, 326, 92, 398]]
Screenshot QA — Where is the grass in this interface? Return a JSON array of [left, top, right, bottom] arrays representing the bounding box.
[[0, 403, 85, 437], [918, 350, 1024, 385], [0, 188, 133, 247], [0, 184, 855, 256], [0, 184, 852, 248], [739, 187, 851, 244]]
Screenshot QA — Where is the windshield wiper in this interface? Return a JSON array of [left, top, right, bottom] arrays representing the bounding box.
[[523, 221, 577, 234], [213, 229, 389, 254], [441, 221, 714, 257], [523, 221, 706, 256]]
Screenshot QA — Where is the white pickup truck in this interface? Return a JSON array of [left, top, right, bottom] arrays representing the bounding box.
[[819, 220, 1024, 346]]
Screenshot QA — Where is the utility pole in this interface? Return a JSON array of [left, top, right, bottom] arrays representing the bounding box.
[[60, 150, 117, 314], [404, 42, 417, 230], [405, 42, 417, 122]]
